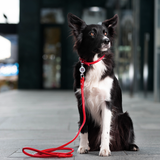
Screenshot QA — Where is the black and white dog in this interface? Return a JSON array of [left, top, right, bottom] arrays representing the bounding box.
[[67, 13, 139, 156]]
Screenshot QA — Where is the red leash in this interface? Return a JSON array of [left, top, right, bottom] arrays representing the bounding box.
[[22, 55, 105, 158], [22, 77, 86, 158]]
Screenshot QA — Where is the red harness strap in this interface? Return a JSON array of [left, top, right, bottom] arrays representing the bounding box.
[[22, 55, 105, 158]]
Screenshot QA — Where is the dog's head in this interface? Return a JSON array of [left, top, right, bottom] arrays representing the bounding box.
[[67, 13, 118, 60]]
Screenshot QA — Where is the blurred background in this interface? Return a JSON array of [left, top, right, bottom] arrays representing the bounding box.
[[0, 0, 159, 102]]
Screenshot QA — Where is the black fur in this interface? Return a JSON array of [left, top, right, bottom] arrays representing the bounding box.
[[68, 13, 139, 153]]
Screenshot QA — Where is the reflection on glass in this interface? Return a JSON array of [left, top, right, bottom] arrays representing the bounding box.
[[43, 28, 61, 88], [41, 8, 64, 24], [0, 36, 11, 60], [0, 34, 18, 92], [82, 7, 106, 24], [115, 11, 140, 91]]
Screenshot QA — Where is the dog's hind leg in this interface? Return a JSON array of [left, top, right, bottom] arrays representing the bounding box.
[[110, 112, 139, 151]]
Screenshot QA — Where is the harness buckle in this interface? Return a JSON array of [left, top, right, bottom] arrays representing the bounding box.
[[79, 63, 85, 78]]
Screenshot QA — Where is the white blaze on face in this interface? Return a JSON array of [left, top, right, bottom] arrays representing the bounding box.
[[101, 36, 111, 51], [103, 36, 109, 41]]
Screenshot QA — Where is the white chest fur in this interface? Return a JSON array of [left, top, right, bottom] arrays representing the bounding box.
[[83, 54, 113, 124]]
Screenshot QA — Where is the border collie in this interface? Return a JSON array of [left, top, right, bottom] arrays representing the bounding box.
[[67, 13, 139, 156]]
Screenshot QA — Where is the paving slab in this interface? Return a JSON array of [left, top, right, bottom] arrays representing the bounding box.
[[0, 90, 159, 160]]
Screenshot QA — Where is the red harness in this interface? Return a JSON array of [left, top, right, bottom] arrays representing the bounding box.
[[22, 54, 105, 158]]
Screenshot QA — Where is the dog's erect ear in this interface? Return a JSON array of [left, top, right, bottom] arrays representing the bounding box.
[[102, 14, 118, 28], [67, 13, 86, 38]]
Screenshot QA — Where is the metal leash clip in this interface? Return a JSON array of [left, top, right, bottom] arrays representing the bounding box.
[[79, 63, 85, 78]]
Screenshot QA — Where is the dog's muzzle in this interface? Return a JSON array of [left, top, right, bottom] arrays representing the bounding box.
[[103, 37, 110, 45], [101, 37, 110, 51]]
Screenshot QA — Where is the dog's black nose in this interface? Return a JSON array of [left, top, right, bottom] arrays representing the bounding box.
[[103, 38, 110, 44]]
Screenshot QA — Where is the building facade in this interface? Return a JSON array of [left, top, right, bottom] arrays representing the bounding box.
[[17, 0, 157, 98]]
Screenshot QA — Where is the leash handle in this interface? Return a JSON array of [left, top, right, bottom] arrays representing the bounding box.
[[22, 77, 86, 158]]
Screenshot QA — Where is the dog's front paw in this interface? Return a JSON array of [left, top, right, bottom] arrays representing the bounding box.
[[99, 147, 111, 157], [77, 145, 90, 154]]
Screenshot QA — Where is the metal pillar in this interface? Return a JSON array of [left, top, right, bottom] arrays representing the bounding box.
[[154, 0, 160, 102]]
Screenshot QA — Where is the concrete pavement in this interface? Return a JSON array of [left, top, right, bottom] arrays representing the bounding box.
[[0, 90, 160, 160]]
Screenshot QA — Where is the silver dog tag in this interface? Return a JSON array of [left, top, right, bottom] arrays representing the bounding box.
[[79, 63, 85, 77]]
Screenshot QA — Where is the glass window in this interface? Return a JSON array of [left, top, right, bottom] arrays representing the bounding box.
[[0, 34, 18, 92], [82, 7, 106, 24], [0, 0, 19, 24], [0, 36, 11, 60], [41, 8, 64, 24], [43, 28, 61, 88], [116, 11, 135, 90]]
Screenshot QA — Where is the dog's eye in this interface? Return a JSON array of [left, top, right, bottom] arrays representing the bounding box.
[[90, 32, 95, 36], [104, 32, 107, 36]]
